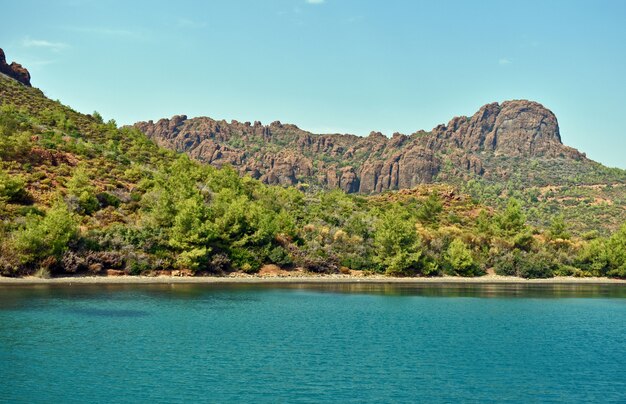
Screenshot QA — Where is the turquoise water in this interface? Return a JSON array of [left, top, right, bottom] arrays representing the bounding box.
[[1, 283, 625, 403]]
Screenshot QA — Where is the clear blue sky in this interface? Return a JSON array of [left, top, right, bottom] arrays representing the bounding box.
[[2, 0, 626, 168]]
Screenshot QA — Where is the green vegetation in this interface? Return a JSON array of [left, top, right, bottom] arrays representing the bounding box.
[[461, 160, 626, 236], [373, 207, 423, 276], [576, 225, 626, 278], [10, 202, 77, 266], [444, 239, 481, 276], [1, 74, 625, 279]]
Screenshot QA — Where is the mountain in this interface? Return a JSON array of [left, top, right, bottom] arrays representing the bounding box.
[[134, 100, 617, 194], [2, 48, 626, 279]]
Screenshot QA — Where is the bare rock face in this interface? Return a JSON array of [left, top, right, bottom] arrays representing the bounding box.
[[488, 101, 561, 156], [134, 100, 587, 193], [338, 166, 359, 193], [429, 100, 581, 159], [0, 48, 31, 86]]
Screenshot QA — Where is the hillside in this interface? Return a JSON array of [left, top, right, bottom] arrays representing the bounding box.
[[135, 98, 626, 235], [1, 49, 626, 279]]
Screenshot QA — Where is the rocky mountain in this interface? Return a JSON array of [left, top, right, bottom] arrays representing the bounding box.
[[0, 49, 31, 87], [134, 100, 594, 193]]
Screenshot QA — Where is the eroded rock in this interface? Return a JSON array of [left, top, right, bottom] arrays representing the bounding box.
[[134, 100, 586, 193], [0, 48, 31, 86]]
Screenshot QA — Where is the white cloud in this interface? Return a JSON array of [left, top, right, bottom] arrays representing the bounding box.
[[498, 58, 512, 65], [306, 0, 325, 4], [346, 15, 364, 23], [21, 37, 69, 51], [177, 18, 207, 28], [61, 26, 139, 38]]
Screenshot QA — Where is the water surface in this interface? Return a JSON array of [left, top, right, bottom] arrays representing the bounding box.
[[1, 283, 625, 403]]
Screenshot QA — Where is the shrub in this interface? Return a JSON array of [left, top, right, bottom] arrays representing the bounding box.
[[33, 267, 51, 279], [493, 251, 519, 276], [61, 251, 87, 273], [208, 253, 231, 273], [125, 253, 151, 275], [229, 247, 262, 273], [575, 225, 626, 278], [512, 231, 534, 252], [417, 192, 443, 224], [493, 250, 556, 278], [86, 251, 125, 269], [576, 239, 607, 276], [0, 237, 21, 276], [175, 247, 210, 272], [517, 251, 557, 279], [96, 192, 121, 208], [66, 166, 99, 214], [444, 238, 482, 276], [11, 202, 78, 267], [268, 245, 292, 267], [339, 252, 376, 271], [289, 242, 339, 273], [0, 169, 29, 204]]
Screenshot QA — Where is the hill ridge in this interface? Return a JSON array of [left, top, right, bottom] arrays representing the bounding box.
[[134, 99, 587, 193]]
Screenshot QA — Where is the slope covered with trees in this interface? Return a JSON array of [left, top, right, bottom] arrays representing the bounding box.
[[135, 101, 626, 236], [1, 54, 626, 279]]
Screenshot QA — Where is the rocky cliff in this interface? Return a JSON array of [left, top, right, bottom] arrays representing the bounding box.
[[135, 100, 587, 193], [0, 49, 31, 87]]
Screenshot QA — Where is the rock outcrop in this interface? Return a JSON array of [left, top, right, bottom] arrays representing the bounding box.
[[134, 100, 587, 193], [427, 100, 580, 159], [0, 49, 31, 87]]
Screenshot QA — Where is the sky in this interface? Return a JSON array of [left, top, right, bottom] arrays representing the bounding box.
[[2, 0, 626, 168]]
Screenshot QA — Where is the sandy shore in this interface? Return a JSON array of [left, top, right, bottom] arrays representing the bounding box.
[[1, 274, 625, 285]]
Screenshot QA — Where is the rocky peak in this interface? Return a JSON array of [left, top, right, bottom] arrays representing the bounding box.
[[134, 99, 587, 193], [0, 48, 31, 87], [431, 100, 570, 157]]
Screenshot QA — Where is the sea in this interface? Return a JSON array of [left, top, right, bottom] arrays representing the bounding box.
[[0, 282, 625, 403]]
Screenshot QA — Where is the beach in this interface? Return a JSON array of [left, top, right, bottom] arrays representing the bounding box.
[[1, 273, 625, 285]]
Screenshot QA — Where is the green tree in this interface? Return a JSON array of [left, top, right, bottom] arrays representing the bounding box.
[[92, 111, 104, 124], [475, 210, 493, 235], [0, 106, 32, 160], [576, 239, 608, 276], [0, 168, 29, 204], [12, 202, 78, 266], [494, 198, 527, 238], [548, 214, 571, 240], [417, 192, 443, 224], [66, 166, 99, 214], [605, 225, 626, 277], [169, 196, 213, 250], [444, 238, 481, 276], [576, 225, 626, 278], [373, 207, 422, 275]]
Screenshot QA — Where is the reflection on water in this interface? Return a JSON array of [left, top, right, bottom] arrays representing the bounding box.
[[65, 307, 150, 318], [277, 282, 626, 298], [0, 282, 625, 307]]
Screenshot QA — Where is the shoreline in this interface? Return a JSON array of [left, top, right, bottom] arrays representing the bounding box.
[[1, 274, 625, 285]]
